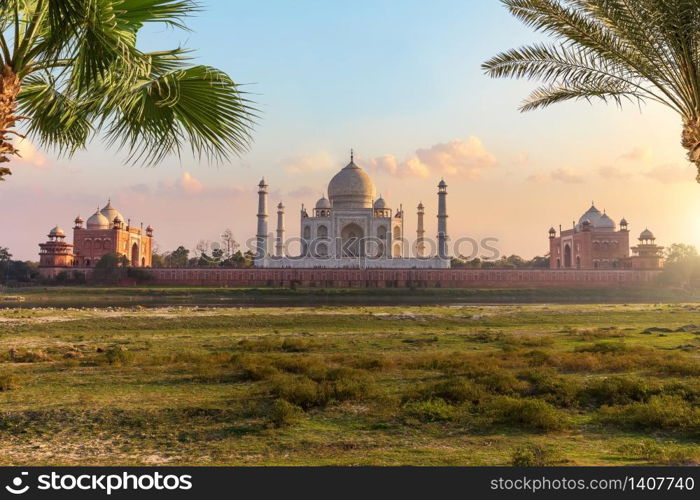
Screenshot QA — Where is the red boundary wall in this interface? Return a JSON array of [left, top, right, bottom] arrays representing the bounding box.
[[145, 268, 662, 288]]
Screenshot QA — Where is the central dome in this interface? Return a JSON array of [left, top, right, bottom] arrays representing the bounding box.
[[327, 158, 375, 209]]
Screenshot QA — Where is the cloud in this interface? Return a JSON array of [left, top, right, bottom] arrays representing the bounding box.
[[281, 152, 334, 175], [643, 163, 693, 183], [528, 167, 584, 184], [366, 154, 431, 178], [14, 138, 48, 168], [365, 136, 497, 179], [620, 147, 653, 164], [157, 171, 204, 196], [597, 165, 632, 180]]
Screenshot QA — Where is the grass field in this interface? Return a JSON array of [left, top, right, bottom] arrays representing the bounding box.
[[0, 292, 699, 465]]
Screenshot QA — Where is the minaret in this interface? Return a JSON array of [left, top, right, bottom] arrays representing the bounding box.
[[416, 202, 425, 257], [275, 202, 285, 257], [256, 178, 269, 261], [437, 179, 449, 259]]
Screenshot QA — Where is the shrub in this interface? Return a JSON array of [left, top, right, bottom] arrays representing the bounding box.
[[596, 396, 700, 435], [5, 349, 52, 363], [485, 397, 570, 432], [519, 369, 578, 407], [270, 374, 319, 409], [269, 399, 303, 428], [406, 377, 484, 404], [576, 341, 629, 354], [402, 399, 456, 423], [104, 347, 134, 366], [581, 376, 656, 407], [478, 372, 528, 395], [511, 444, 560, 466], [234, 356, 280, 381], [281, 338, 311, 353], [0, 374, 20, 391], [273, 356, 328, 380], [617, 440, 700, 465]]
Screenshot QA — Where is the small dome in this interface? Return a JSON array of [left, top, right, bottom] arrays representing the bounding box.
[[417, 202, 424, 210], [582, 218, 592, 225], [620, 217, 628, 225], [438, 179, 447, 188], [597, 213, 616, 229], [315, 196, 331, 209], [374, 196, 387, 209], [548, 226, 556, 234], [640, 228, 655, 240], [578, 204, 602, 228], [146, 225, 153, 232], [277, 202, 284, 210], [86, 210, 110, 229], [49, 226, 65, 237], [74, 215, 84, 224], [100, 201, 123, 226]]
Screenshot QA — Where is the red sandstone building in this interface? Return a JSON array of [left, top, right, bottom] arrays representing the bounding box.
[[549, 204, 663, 270], [38, 201, 153, 278]]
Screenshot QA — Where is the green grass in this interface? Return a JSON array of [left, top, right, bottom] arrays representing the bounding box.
[[0, 299, 698, 465]]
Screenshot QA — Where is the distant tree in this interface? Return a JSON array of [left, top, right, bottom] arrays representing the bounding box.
[[220, 229, 239, 257], [529, 256, 550, 269], [169, 246, 190, 268], [151, 252, 166, 268], [661, 243, 700, 286], [0, 247, 11, 263], [91, 253, 127, 284]]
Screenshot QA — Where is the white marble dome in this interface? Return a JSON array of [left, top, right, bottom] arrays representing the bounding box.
[[100, 201, 123, 225], [640, 228, 655, 240], [597, 213, 616, 230], [49, 226, 65, 237], [578, 204, 603, 228], [86, 210, 110, 229], [315, 196, 331, 209], [328, 159, 375, 209], [373, 197, 387, 209]]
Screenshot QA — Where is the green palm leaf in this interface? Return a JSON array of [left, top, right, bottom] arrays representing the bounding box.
[[484, 0, 700, 181]]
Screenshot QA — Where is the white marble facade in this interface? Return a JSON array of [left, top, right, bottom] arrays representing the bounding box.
[[255, 152, 450, 269]]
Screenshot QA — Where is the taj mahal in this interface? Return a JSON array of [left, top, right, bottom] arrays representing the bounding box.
[[254, 152, 451, 269]]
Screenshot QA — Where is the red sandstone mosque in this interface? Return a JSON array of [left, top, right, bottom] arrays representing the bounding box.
[[548, 203, 663, 270], [38, 201, 153, 278]]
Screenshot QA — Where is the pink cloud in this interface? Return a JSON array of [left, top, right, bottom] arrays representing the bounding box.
[[364, 136, 496, 179], [14, 138, 48, 168], [281, 152, 334, 174]]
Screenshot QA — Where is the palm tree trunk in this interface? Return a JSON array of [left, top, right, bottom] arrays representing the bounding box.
[[682, 118, 700, 183], [0, 65, 20, 181]]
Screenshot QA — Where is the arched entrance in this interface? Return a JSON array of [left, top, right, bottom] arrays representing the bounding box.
[[564, 244, 572, 268], [131, 243, 139, 267], [340, 223, 364, 257]]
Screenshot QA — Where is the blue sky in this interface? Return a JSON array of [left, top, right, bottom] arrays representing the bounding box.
[[3, 0, 699, 260]]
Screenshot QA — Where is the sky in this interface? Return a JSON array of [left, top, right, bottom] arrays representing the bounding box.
[[3, 0, 700, 261]]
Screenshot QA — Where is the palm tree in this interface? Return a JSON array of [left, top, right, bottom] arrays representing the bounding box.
[[483, 0, 700, 182], [0, 0, 255, 181]]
